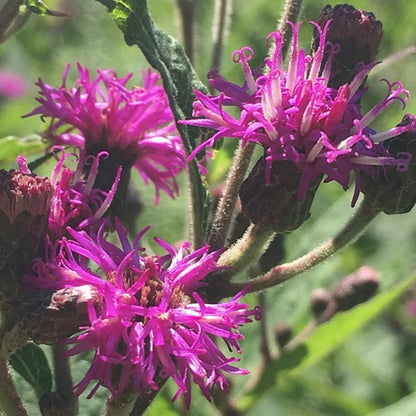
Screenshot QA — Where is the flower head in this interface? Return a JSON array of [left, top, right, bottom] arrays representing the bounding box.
[[183, 21, 415, 205], [25, 64, 185, 203], [26, 221, 260, 406], [0, 71, 27, 99], [0, 158, 53, 300], [48, 147, 120, 240]]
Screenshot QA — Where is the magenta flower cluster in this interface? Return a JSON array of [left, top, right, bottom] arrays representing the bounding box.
[[26, 221, 261, 406], [25, 64, 185, 202], [47, 147, 120, 240], [183, 21, 416, 204]]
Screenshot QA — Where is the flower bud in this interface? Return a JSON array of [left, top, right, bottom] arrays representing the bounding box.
[[275, 322, 293, 348], [310, 288, 336, 321], [331, 266, 379, 312], [258, 234, 286, 273], [239, 157, 321, 232], [312, 4, 383, 88], [23, 285, 103, 345], [0, 168, 53, 301], [361, 115, 416, 215]]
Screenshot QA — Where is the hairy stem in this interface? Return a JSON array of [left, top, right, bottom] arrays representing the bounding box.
[[0, 311, 28, 416], [209, 0, 232, 92], [218, 224, 275, 276], [223, 198, 380, 296], [129, 379, 168, 416], [176, 0, 199, 65], [52, 344, 78, 416], [103, 392, 137, 416], [268, 0, 304, 61], [208, 142, 256, 251]]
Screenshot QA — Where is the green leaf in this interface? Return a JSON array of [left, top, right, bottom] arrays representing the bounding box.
[[241, 271, 416, 411], [0, 136, 46, 165], [9, 343, 52, 399], [23, 0, 71, 17], [368, 391, 416, 416], [94, 0, 209, 245]]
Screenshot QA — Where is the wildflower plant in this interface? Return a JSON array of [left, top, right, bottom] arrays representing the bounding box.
[[1, 1, 416, 416]]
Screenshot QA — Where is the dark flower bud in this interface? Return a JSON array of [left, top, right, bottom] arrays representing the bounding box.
[[331, 266, 379, 312], [0, 168, 53, 301], [275, 322, 293, 348], [39, 392, 65, 416], [361, 115, 416, 214], [312, 4, 383, 88], [239, 157, 321, 232], [23, 285, 103, 345], [258, 234, 286, 273], [310, 288, 336, 321]]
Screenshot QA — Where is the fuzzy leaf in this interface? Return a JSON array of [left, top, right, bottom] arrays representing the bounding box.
[[10, 343, 52, 399]]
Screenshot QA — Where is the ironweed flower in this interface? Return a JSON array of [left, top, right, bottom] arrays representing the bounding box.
[[48, 147, 120, 240], [25, 64, 185, 204], [0, 158, 53, 300], [183, 21, 415, 205], [26, 221, 261, 406], [312, 4, 383, 88]]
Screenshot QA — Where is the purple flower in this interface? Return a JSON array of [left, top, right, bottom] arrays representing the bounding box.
[[182, 22, 416, 204], [26, 221, 261, 406], [48, 147, 120, 240], [0, 71, 27, 99], [25, 64, 185, 203]]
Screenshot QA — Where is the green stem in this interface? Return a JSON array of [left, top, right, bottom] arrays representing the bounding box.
[[0, 0, 28, 43], [218, 224, 275, 275], [208, 142, 256, 251], [274, 0, 304, 59], [209, 0, 232, 92], [176, 0, 199, 65], [103, 392, 137, 416], [128, 380, 167, 416], [223, 198, 380, 296], [0, 311, 28, 416], [51, 344, 78, 416], [0, 356, 28, 416]]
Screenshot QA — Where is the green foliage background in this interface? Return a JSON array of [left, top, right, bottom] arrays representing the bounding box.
[[2, 1, 416, 415]]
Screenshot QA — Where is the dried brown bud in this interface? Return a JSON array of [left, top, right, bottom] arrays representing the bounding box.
[[239, 157, 321, 232], [361, 115, 416, 215], [23, 285, 103, 345], [331, 266, 380, 312], [0, 168, 53, 300], [312, 4, 383, 88], [275, 322, 293, 348]]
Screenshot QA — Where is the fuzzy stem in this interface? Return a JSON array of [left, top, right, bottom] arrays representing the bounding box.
[[268, 0, 304, 61], [0, 356, 28, 416], [0, 311, 28, 416], [176, 0, 199, 65], [103, 392, 137, 416], [129, 379, 167, 416], [209, 0, 232, 92], [51, 344, 78, 416], [223, 198, 380, 296], [208, 142, 256, 251], [218, 224, 275, 275]]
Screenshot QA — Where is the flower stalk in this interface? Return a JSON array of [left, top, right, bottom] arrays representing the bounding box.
[[222, 198, 380, 296], [208, 141, 256, 250], [218, 224, 276, 276]]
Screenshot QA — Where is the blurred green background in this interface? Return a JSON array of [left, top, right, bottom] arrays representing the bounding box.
[[2, 1, 416, 415]]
